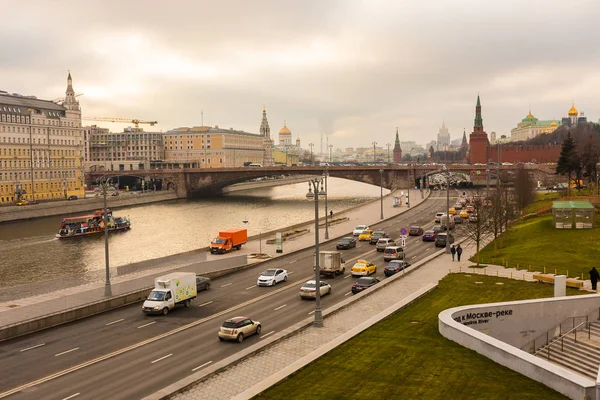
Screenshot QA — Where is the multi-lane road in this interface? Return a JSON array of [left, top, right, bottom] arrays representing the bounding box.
[[0, 192, 464, 400]]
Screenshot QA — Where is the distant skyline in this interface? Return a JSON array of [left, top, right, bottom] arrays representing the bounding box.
[[2, 0, 600, 149]]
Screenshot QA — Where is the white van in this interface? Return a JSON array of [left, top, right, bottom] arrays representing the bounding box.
[[248, 163, 263, 167]]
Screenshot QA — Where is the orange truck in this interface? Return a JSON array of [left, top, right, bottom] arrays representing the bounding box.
[[210, 229, 248, 254]]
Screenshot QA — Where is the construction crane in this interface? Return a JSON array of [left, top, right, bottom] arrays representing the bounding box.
[[83, 117, 158, 129], [52, 93, 83, 104]]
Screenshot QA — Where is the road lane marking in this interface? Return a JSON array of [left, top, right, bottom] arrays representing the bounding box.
[[137, 321, 156, 329], [20, 343, 45, 352], [425, 248, 430, 251], [151, 353, 172, 364], [198, 301, 213, 307], [287, 271, 295, 275], [289, 260, 297, 264], [191, 361, 213, 372], [245, 285, 255, 290], [274, 304, 287, 311], [345, 292, 352, 296], [308, 310, 315, 315], [220, 283, 232, 288], [412, 256, 417, 259], [55, 347, 79, 357], [260, 331, 275, 339], [105, 318, 124, 326], [344, 275, 351, 279], [0, 274, 314, 399], [61, 394, 80, 400]]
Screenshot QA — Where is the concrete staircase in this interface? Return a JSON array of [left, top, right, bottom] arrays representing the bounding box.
[[536, 322, 600, 380]]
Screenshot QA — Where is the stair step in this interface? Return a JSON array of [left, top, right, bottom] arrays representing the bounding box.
[[537, 352, 597, 380]]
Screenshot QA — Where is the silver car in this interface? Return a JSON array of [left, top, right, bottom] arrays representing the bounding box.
[[376, 238, 396, 252]]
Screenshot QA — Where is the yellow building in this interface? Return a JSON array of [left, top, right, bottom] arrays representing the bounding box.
[[0, 73, 84, 204], [272, 149, 300, 166], [510, 111, 560, 142]]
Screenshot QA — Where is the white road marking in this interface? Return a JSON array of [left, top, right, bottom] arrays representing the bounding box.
[[55, 347, 79, 357], [425, 248, 430, 251], [192, 361, 213, 372], [344, 275, 351, 279], [287, 271, 295, 275], [308, 310, 315, 315], [412, 256, 417, 259], [151, 353, 173, 364], [137, 321, 156, 329], [345, 292, 352, 296], [260, 331, 275, 339], [274, 304, 287, 311], [245, 285, 255, 290], [105, 318, 124, 326], [61, 393, 80, 400], [198, 301, 213, 307], [220, 283, 232, 288], [289, 260, 297, 264], [20, 343, 45, 352]]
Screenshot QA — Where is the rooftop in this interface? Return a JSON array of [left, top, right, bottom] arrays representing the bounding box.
[[0, 92, 66, 112], [552, 201, 595, 209]]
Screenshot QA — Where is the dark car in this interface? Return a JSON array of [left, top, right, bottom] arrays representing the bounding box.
[[384, 260, 411, 276], [422, 230, 437, 242], [196, 275, 211, 291], [336, 237, 357, 250], [67, 195, 78, 200], [408, 226, 424, 236], [369, 231, 388, 245], [435, 233, 455, 247], [454, 216, 463, 224], [351, 277, 380, 294]]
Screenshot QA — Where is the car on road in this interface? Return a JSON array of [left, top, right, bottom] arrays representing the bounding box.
[[435, 212, 444, 223], [465, 206, 475, 213], [435, 233, 455, 247], [196, 276, 211, 291], [408, 226, 423, 236], [432, 225, 442, 235], [454, 216, 463, 224], [299, 280, 332, 299], [67, 195, 78, 200], [459, 210, 469, 219], [384, 260, 411, 276], [376, 238, 396, 251], [351, 277, 380, 294], [448, 207, 457, 215], [422, 230, 437, 242], [358, 230, 374, 241], [15, 200, 29, 206], [351, 260, 377, 276], [369, 231, 388, 244], [257, 268, 288, 286], [383, 246, 404, 261], [454, 203, 463, 210], [353, 225, 369, 236], [218, 316, 262, 343], [336, 237, 357, 250], [469, 214, 478, 223]]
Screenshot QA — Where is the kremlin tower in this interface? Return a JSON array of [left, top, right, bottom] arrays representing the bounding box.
[[393, 127, 402, 163], [468, 95, 488, 164]]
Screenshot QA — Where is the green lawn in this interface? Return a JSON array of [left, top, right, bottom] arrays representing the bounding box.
[[254, 274, 581, 400], [476, 215, 600, 278], [522, 192, 560, 215]]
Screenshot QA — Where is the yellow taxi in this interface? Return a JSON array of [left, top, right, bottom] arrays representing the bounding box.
[[351, 260, 377, 276], [448, 207, 457, 215], [459, 210, 469, 219], [358, 230, 374, 241], [15, 200, 29, 206]]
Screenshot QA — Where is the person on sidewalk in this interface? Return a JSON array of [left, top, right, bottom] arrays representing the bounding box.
[[456, 244, 463, 262], [330, 210, 333, 219], [590, 267, 600, 291], [450, 245, 456, 261]]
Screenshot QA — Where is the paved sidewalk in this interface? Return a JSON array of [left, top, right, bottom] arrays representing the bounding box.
[[0, 189, 429, 330]]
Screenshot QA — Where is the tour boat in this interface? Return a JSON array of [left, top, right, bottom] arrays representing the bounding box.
[[55, 209, 131, 239]]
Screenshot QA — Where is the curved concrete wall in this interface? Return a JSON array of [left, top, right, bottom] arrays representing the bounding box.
[[439, 294, 600, 400]]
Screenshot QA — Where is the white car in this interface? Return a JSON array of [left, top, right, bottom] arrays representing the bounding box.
[[435, 212, 444, 223], [299, 280, 332, 299], [257, 268, 288, 287], [353, 225, 369, 236]]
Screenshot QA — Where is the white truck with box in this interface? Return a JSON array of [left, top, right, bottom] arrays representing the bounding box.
[[142, 272, 197, 315], [314, 251, 346, 278]]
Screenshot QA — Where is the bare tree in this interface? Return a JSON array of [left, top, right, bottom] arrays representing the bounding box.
[[459, 193, 490, 265], [514, 166, 536, 211]]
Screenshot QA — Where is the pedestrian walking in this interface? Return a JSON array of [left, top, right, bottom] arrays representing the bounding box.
[[450, 245, 456, 261], [456, 244, 463, 262], [590, 267, 600, 291], [330, 210, 333, 219]]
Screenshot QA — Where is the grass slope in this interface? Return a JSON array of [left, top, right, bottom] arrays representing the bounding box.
[[477, 215, 600, 278], [255, 274, 581, 400]]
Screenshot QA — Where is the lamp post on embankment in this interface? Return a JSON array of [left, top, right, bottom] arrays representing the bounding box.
[[96, 175, 113, 297], [306, 177, 326, 327]]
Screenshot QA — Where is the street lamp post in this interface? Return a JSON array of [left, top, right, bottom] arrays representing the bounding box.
[[306, 178, 326, 327], [309, 143, 314, 166], [372, 142, 377, 163], [443, 166, 451, 254], [323, 167, 330, 239], [329, 144, 333, 163], [96, 175, 113, 296], [379, 169, 384, 219], [386, 143, 391, 164]]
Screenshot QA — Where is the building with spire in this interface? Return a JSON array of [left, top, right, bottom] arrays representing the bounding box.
[[393, 127, 402, 162], [461, 129, 469, 150], [468, 94, 489, 164], [0, 72, 84, 204], [260, 106, 274, 166], [561, 103, 587, 127], [437, 121, 450, 150]]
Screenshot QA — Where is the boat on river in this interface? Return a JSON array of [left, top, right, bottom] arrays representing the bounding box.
[[55, 209, 131, 239]]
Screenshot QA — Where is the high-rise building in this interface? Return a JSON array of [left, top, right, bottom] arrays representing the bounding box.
[[437, 121, 450, 150], [0, 73, 84, 204], [393, 127, 402, 162]]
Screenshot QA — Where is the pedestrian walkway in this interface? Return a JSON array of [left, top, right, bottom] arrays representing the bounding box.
[[0, 189, 429, 332]]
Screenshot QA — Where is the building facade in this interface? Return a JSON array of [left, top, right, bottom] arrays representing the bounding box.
[[437, 121, 451, 150], [278, 122, 292, 146], [511, 111, 559, 142], [259, 107, 274, 166], [83, 126, 164, 172], [561, 103, 587, 127], [0, 73, 84, 204]]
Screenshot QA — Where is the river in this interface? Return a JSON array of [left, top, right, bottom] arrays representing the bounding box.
[[0, 178, 389, 288]]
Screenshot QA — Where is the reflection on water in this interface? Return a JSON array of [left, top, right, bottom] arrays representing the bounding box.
[[0, 178, 389, 287]]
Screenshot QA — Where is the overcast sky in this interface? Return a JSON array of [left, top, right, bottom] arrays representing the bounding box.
[[2, 0, 599, 152]]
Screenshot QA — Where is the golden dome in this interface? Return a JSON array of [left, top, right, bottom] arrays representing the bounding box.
[[550, 121, 557, 127], [279, 122, 291, 135], [525, 112, 534, 119], [568, 103, 578, 117]]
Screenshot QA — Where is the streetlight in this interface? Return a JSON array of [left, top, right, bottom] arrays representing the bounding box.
[[386, 143, 391, 164], [309, 143, 314, 166], [329, 144, 333, 163], [372, 142, 377, 163], [306, 177, 326, 327], [323, 167, 330, 239], [379, 169, 384, 219], [96, 175, 113, 296], [242, 217, 262, 257], [443, 165, 451, 254]]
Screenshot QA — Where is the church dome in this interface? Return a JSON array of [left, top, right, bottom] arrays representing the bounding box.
[[568, 103, 579, 117], [279, 122, 291, 135], [525, 112, 534, 119], [550, 121, 557, 127]]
